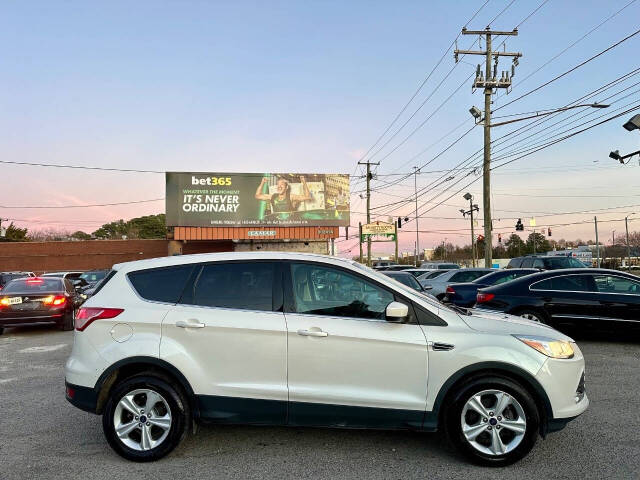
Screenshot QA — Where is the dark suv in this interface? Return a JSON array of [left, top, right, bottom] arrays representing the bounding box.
[[506, 255, 586, 270]]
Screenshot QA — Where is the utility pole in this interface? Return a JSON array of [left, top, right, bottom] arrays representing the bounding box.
[[359, 222, 363, 264], [394, 221, 399, 263], [413, 166, 420, 266], [358, 160, 379, 267], [455, 26, 522, 268], [595, 216, 600, 268]]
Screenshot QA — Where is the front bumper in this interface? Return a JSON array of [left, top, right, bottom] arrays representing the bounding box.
[[535, 343, 589, 428]]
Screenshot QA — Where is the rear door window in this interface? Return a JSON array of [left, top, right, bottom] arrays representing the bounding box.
[[594, 275, 640, 294], [507, 258, 522, 268], [186, 262, 275, 311], [531, 275, 593, 292], [128, 265, 195, 303], [521, 258, 533, 268]]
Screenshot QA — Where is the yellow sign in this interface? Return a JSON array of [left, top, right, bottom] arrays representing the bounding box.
[[362, 221, 395, 235]]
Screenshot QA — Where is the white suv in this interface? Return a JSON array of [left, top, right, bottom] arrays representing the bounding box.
[[65, 252, 588, 466]]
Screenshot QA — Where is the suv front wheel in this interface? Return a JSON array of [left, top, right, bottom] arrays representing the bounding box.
[[102, 374, 189, 461], [445, 376, 539, 467]]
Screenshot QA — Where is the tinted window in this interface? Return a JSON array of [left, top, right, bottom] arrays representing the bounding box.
[[532, 259, 545, 269], [291, 263, 394, 320], [2, 278, 63, 293], [450, 271, 490, 283], [186, 262, 275, 311], [521, 258, 533, 268], [128, 265, 194, 303], [594, 275, 640, 294], [421, 270, 446, 280], [387, 273, 422, 291], [531, 275, 592, 292], [507, 258, 522, 268]]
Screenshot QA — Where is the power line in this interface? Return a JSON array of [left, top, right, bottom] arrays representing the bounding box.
[[495, 27, 640, 112], [0, 198, 164, 209], [0, 160, 163, 173]]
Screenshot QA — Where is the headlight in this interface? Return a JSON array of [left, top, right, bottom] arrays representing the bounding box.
[[514, 335, 574, 359]]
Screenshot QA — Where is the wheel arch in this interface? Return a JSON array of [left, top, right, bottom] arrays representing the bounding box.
[[428, 361, 553, 437], [93, 356, 198, 418]]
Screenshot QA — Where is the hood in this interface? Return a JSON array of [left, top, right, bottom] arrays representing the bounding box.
[[459, 308, 573, 341]]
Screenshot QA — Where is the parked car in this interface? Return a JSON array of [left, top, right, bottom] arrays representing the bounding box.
[[417, 270, 448, 281], [404, 268, 435, 278], [0, 271, 35, 289], [506, 255, 586, 270], [377, 264, 414, 271], [443, 269, 538, 307], [0, 277, 81, 334], [382, 271, 427, 292], [79, 269, 109, 287], [420, 261, 460, 270], [65, 252, 587, 465], [372, 260, 397, 270], [420, 268, 493, 300], [42, 271, 88, 290], [474, 268, 640, 331]]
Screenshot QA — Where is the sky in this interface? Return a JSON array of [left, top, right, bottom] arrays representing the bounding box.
[[1, 0, 639, 256]]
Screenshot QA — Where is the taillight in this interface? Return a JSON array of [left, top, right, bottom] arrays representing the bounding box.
[[476, 292, 495, 303], [446, 286, 456, 294], [75, 307, 124, 331], [43, 295, 66, 306], [0, 297, 8, 308], [26, 278, 44, 284]]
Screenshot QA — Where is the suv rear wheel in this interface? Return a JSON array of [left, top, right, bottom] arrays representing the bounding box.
[[445, 376, 539, 467], [102, 374, 189, 461]]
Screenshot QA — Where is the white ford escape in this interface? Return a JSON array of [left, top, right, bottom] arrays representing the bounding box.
[[65, 252, 588, 466]]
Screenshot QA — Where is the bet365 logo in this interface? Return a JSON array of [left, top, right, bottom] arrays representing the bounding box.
[[191, 176, 232, 186]]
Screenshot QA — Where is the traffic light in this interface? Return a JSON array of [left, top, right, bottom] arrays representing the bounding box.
[[397, 217, 402, 228], [498, 233, 502, 243], [477, 234, 484, 242], [515, 218, 524, 231], [548, 227, 552, 237]]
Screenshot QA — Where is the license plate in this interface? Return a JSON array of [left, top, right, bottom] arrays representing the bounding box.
[[8, 297, 22, 305]]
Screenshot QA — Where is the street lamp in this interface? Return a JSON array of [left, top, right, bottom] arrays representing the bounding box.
[[623, 114, 640, 131], [489, 103, 609, 127], [460, 193, 479, 267]]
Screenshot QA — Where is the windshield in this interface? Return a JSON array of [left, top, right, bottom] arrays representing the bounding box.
[[352, 262, 451, 311], [543, 257, 586, 269], [80, 271, 107, 282], [2, 278, 63, 293]]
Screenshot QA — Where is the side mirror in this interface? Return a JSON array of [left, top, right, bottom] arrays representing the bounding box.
[[386, 301, 409, 322]]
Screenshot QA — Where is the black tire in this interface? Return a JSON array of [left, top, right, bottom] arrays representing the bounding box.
[[102, 374, 190, 462], [60, 310, 75, 331], [444, 376, 539, 467], [516, 309, 547, 324]]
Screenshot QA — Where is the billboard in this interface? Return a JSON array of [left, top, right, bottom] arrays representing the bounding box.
[[166, 172, 350, 227]]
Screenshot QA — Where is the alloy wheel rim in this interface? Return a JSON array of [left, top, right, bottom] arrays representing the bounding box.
[[460, 389, 527, 456], [113, 388, 172, 451]]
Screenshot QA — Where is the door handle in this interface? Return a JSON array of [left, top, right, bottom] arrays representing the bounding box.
[[297, 329, 328, 337], [176, 319, 205, 329]]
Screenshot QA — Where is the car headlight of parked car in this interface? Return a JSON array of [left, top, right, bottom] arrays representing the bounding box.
[[514, 335, 575, 359]]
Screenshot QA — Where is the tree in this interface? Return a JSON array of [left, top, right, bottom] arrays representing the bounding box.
[[71, 231, 92, 240], [0, 222, 28, 242], [504, 234, 525, 258], [525, 232, 551, 254], [91, 214, 167, 240]]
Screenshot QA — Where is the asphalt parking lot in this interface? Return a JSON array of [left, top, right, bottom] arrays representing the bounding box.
[[1, 327, 639, 480]]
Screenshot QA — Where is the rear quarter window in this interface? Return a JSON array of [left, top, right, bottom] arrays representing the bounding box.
[[128, 265, 195, 303]]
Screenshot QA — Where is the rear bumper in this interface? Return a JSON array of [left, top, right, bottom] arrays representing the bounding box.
[[0, 315, 63, 326], [65, 381, 99, 414]]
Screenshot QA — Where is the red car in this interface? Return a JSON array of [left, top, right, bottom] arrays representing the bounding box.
[[0, 277, 80, 335]]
